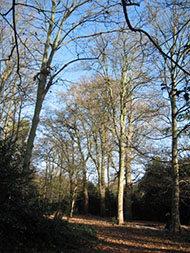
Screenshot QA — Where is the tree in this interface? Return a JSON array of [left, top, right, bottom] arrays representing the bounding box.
[[139, 158, 172, 221], [61, 106, 90, 214], [3, 0, 112, 171], [121, 0, 190, 232], [89, 29, 166, 223], [147, 1, 189, 232], [139, 156, 190, 224], [121, 0, 190, 76], [179, 157, 190, 225], [36, 112, 85, 217], [64, 78, 112, 216], [0, 1, 38, 143], [0, 137, 41, 251]]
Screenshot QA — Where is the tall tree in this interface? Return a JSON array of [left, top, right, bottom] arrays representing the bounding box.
[[63, 105, 91, 214], [122, 0, 190, 232], [91, 31, 158, 224], [2, 0, 111, 170], [37, 112, 84, 216], [121, 0, 190, 76], [65, 78, 112, 216], [0, 1, 38, 142], [148, 1, 189, 232]]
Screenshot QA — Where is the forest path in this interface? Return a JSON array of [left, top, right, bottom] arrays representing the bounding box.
[[63, 215, 190, 252]]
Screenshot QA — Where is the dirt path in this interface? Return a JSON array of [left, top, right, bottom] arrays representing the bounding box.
[[64, 215, 190, 252]]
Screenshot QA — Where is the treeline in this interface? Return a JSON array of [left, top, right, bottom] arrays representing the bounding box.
[[1, 134, 189, 251], [36, 156, 190, 225]]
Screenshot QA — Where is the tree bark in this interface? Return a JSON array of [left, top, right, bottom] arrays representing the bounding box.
[[91, 129, 106, 216], [23, 74, 47, 169], [125, 98, 133, 221], [117, 130, 125, 224], [125, 151, 132, 221], [171, 81, 181, 232], [100, 129, 106, 216], [82, 163, 89, 214], [117, 56, 128, 225], [23, 0, 55, 169], [117, 111, 126, 224], [74, 124, 89, 214]]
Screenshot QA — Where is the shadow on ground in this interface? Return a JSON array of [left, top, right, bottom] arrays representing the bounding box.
[[67, 215, 190, 253]]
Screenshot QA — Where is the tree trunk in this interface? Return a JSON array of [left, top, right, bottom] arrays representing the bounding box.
[[92, 130, 106, 216], [107, 155, 111, 216], [117, 119, 125, 224], [57, 157, 63, 212], [125, 106, 133, 221], [82, 163, 88, 214], [171, 81, 181, 232], [70, 181, 77, 218], [23, 1, 55, 169], [23, 74, 47, 169], [100, 185, 106, 217], [117, 65, 127, 225], [75, 126, 89, 214], [100, 130, 106, 217], [125, 160, 132, 221], [97, 165, 106, 217]]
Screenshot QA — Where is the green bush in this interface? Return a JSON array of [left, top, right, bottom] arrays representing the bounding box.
[[0, 139, 97, 252]]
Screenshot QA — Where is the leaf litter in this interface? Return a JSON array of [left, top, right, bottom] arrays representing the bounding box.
[[63, 215, 190, 252]]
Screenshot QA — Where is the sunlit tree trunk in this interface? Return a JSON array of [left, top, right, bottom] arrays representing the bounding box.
[[24, 75, 47, 169], [70, 179, 78, 218], [68, 142, 77, 218], [122, 0, 189, 232], [125, 90, 133, 221], [23, 0, 101, 170], [117, 68, 127, 225], [106, 154, 111, 216], [117, 120, 126, 224], [170, 78, 181, 232], [23, 0, 55, 169], [125, 160, 132, 221], [125, 107, 133, 221]]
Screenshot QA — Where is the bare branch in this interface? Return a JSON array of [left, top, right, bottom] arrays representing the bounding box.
[[0, 10, 39, 67], [121, 0, 190, 76], [12, 0, 21, 80], [44, 55, 101, 94], [0, 44, 16, 63], [123, 0, 140, 7]]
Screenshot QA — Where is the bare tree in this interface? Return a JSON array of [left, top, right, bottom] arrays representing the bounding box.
[[122, 0, 190, 232], [121, 0, 190, 76], [65, 78, 112, 216], [0, 0, 114, 170], [89, 27, 168, 223], [0, 1, 39, 142]]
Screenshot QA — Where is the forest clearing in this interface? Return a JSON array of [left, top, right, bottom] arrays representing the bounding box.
[[63, 215, 190, 252], [0, 1, 190, 252]]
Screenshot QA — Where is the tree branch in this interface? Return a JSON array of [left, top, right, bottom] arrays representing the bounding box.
[[44, 55, 100, 94], [121, 0, 190, 76], [12, 1, 20, 76]]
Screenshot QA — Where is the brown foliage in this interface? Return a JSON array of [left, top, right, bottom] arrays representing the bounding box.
[[65, 215, 190, 252]]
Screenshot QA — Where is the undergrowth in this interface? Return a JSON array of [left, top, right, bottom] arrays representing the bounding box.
[[0, 215, 97, 252]]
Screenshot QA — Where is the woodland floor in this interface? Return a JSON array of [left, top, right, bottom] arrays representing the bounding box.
[[63, 214, 190, 253]]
